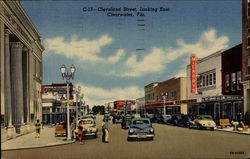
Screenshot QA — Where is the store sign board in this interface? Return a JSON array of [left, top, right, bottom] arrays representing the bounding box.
[[190, 55, 197, 94]]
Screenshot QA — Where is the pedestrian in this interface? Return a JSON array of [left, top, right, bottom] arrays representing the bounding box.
[[102, 119, 109, 143], [35, 119, 41, 138], [77, 120, 84, 144]]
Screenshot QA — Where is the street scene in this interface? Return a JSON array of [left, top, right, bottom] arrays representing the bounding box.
[[1, 0, 250, 159]]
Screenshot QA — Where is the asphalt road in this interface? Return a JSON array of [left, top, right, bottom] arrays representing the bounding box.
[[2, 115, 250, 159]]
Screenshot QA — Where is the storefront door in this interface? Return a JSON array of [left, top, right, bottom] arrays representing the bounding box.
[[233, 102, 243, 121], [214, 103, 220, 120]]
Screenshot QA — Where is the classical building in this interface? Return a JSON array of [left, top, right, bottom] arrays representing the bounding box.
[[242, 0, 250, 125], [0, 1, 44, 142]]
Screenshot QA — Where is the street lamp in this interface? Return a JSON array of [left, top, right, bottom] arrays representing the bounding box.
[[60, 64, 76, 140], [161, 92, 167, 115]]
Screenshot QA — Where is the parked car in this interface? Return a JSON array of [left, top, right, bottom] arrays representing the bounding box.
[[75, 117, 98, 138], [146, 114, 155, 122], [160, 114, 172, 124], [127, 118, 155, 141], [177, 115, 192, 127], [169, 114, 182, 126], [112, 114, 123, 124], [189, 115, 216, 130], [121, 114, 134, 129], [153, 114, 162, 123]]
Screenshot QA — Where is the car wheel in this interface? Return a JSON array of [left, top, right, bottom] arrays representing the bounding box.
[[210, 127, 215, 131], [127, 137, 132, 141], [189, 125, 192, 129], [95, 133, 98, 138], [149, 137, 154, 140], [197, 124, 202, 130]]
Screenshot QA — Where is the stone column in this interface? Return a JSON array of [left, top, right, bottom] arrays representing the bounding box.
[[4, 29, 16, 139], [22, 47, 30, 133], [10, 42, 25, 134]]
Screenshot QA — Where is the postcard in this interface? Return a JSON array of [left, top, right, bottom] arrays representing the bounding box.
[[1, 0, 250, 159]]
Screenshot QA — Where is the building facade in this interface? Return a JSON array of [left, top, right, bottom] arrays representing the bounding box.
[[0, 1, 44, 142], [242, 0, 250, 125], [187, 47, 244, 122], [42, 83, 75, 125], [187, 51, 222, 119], [145, 77, 188, 115]]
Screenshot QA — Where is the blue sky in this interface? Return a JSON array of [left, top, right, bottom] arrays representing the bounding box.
[[21, 0, 241, 106]]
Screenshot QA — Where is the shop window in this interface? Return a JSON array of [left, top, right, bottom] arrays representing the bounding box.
[[197, 76, 201, 88], [209, 74, 213, 85], [223, 103, 232, 119], [213, 73, 216, 85], [225, 74, 230, 92], [231, 73, 236, 91], [237, 71, 242, 90]]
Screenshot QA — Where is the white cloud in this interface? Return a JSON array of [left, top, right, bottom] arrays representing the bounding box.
[[111, 28, 229, 77], [166, 29, 229, 62], [114, 48, 167, 77], [44, 34, 124, 63], [76, 83, 144, 106], [107, 49, 125, 63]]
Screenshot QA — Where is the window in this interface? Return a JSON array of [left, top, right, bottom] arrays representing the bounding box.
[[225, 74, 230, 92], [237, 71, 242, 90], [231, 73, 236, 91], [206, 75, 209, 86], [202, 76, 205, 87], [197, 76, 201, 88], [209, 74, 213, 85], [248, 0, 250, 17], [248, 56, 250, 75], [171, 91, 177, 100], [213, 73, 216, 84]]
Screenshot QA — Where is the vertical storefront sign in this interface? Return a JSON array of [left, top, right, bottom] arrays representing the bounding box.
[[191, 55, 197, 94]]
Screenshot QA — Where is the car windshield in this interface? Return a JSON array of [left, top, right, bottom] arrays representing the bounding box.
[[162, 115, 171, 119], [199, 116, 212, 120], [133, 120, 150, 125], [81, 119, 93, 124]]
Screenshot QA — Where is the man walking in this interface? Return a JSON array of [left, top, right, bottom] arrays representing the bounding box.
[[102, 119, 109, 143], [35, 119, 41, 138]]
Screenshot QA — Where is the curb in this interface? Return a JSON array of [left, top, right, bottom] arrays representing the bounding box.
[[2, 140, 76, 151], [215, 129, 250, 135]]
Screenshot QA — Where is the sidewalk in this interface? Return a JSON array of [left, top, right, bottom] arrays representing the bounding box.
[[215, 127, 250, 135], [1, 126, 75, 151]]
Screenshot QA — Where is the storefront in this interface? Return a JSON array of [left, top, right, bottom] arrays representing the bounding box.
[[188, 95, 243, 122]]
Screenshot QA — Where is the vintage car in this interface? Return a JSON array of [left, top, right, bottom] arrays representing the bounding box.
[[127, 118, 155, 141], [112, 114, 123, 124], [189, 115, 216, 130], [121, 114, 134, 129], [75, 117, 98, 138]]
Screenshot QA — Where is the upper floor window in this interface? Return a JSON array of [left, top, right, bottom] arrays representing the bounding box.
[[213, 73, 216, 84], [248, 0, 250, 17], [225, 74, 230, 92], [231, 73, 236, 91], [197, 70, 216, 89], [237, 71, 242, 91], [248, 56, 250, 75]]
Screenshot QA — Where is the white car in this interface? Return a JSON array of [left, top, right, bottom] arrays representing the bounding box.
[[75, 117, 98, 138], [189, 115, 216, 130]]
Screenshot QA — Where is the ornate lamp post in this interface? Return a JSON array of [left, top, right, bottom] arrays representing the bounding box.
[[161, 92, 167, 115], [60, 64, 76, 140]]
